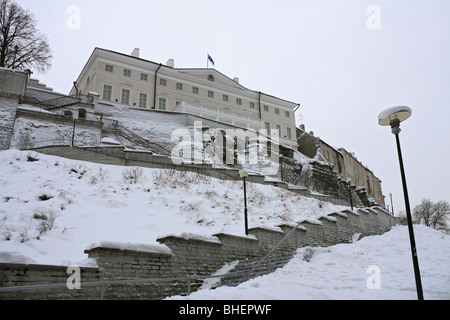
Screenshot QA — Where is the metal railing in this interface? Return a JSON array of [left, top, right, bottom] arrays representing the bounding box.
[[0, 213, 398, 300], [0, 271, 249, 300], [9, 139, 73, 150], [247, 222, 303, 277]]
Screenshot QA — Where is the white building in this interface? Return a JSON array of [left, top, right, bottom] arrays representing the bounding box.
[[70, 48, 300, 149]]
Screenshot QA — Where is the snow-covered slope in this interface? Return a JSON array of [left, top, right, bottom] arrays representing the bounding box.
[[0, 149, 346, 266], [168, 224, 450, 300], [1, 149, 449, 300]]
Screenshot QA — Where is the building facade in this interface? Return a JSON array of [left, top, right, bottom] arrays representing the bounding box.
[[296, 126, 384, 206], [70, 48, 300, 149], [338, 148, 384, 206]]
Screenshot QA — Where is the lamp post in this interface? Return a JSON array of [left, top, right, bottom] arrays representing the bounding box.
[[346, 178, 354, 210], [71, 114, 78, 147], [377, 106, 423, 300], [389, 193, 394, 216], [239, 169, 249, 235]]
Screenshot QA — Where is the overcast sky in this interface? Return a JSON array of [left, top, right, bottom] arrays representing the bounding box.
[[15, 0, 450, 214]]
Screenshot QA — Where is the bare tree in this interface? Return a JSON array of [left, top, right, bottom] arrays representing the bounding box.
[[414, 198, 450, 233], [431, 201, 450, 232], [413, 198, 434, 227], [0, 0, 52, 72]]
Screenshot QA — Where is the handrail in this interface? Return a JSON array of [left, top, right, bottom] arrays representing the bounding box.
[[246, 222, 303, 277], [116, 124, 170, 154], [0, 271, 251, 299], [9, 139, 72, 150]]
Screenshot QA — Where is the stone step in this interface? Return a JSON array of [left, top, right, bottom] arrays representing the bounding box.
[[215, 253, 294, 288]]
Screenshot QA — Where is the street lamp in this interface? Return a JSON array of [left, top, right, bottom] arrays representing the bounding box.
[[347, 178, 353, 210], [71, 114, 78, 147], [377, 106, 423, 300], [239, 169, 249, 235], [389, 193, 394, 216]]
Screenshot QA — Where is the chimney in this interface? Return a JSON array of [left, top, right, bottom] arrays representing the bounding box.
[[166, 59, 175, 68], [131, 48, 140, 58]]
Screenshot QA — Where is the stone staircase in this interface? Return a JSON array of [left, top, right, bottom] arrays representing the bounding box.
[[213, 253, 295, 288]]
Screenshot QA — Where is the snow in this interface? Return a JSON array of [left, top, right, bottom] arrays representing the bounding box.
[[1, 149, 449, 300], [156, 233, 222, 244], [377, 106, 412, 125], [377, 105, 412, 121], [0, 149, 346, 267], [100, 137, 121, 145], [167, 225, 450, 300], [199, 261, 239, 290], [84, 241, 172, 255]]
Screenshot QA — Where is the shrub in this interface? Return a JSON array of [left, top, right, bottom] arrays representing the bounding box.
[[38, 194, 54, 201], [33, 208, 60, 239], [302, 247, 315, 262], [122, 167, 144, 184], [26, 152, 39, 162]]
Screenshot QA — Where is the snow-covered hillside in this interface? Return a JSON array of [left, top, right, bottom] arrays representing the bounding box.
[[0, 149, 346, 266], [168, 224, 450, 300], [1, 149, 449, 300]]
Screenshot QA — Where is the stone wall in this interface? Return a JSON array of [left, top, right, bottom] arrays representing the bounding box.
[[0, 68, 28, 150], [0, 263, 100, 300], [0, 98, 19, 150], [0, 68, 28, 100], [10, 108, 102, 149], [0, 207, 399, 300], [31, 145, 376, 208]]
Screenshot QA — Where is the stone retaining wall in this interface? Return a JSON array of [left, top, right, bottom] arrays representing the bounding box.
[[0, 207, 399, 300], [0, 263, 100, 300]]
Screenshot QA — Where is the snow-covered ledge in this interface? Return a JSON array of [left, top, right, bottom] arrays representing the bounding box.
[[84, 240, 172, 256]]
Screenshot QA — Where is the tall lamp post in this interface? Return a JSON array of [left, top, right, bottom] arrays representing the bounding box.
[[389, 193, 394, 216], [377, 106, 424, 300], [347, 178, 353, 210], [239, 169, 249, 235], [71, 114, 78, 147]]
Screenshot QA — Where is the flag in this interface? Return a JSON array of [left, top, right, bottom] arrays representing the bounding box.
[[207, 54, 215, 66]]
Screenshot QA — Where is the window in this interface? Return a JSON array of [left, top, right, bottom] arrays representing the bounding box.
[[140, 73, 148, 81], [236, 98, 242, 105], [158, 97, 166, 110], [276, 124, 281, 135], [223, 95, 228, 102], [193, 87, 199, 94], [78, 108, 87, 119], [250, 102, 255, 109], [123, 69, 131, 77], [275, 108, 280, 115], [105, 64, 114, 73], [102, 85, 112, 101], [121, 88, 130, 105], [285, 111, 290, 118], [264, 122, 271, 133], [159, 78, 167, 86], [208, 91, 214, 98], [139, 93, 147, 108], [176, 83, 183, 90], [264, 105, 269, 112], [287, 127, 292, 139]]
